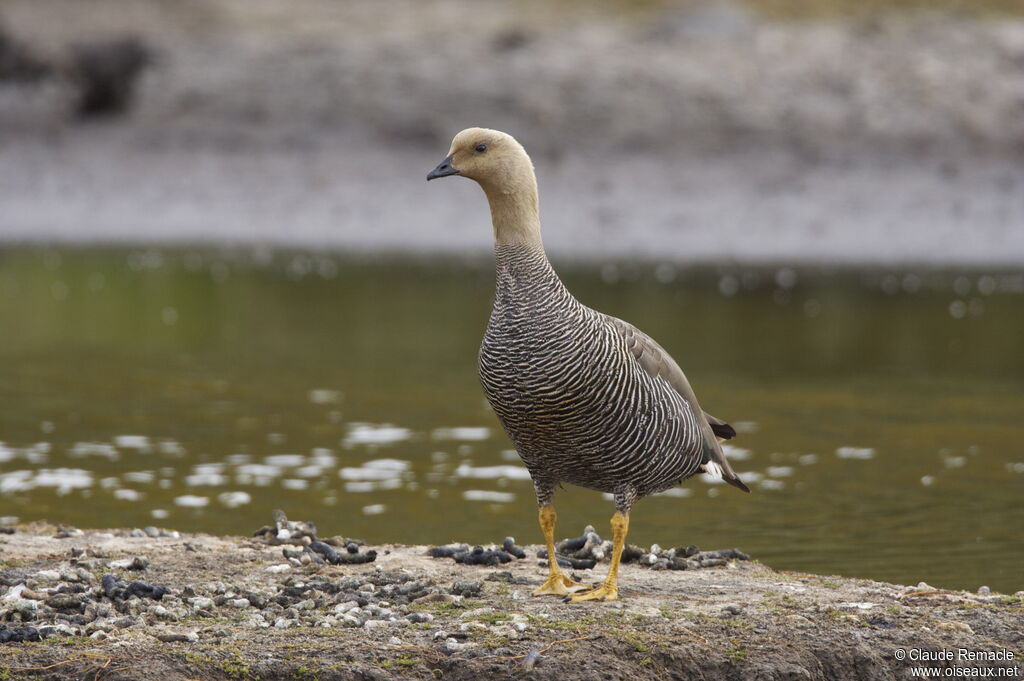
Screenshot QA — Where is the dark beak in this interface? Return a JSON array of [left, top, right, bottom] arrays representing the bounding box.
[[426, 155, 459, 181]]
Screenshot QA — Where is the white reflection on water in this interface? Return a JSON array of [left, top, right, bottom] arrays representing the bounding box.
[[69, 442, 119, 460], [0, 442, 50, 464], [339, 458, 410, 480], [174, 495, 209, 508], [185, 464, 228, 486], [218, 491, 251, 508], [0, 471, 33, 493], [114, 489, 144, 501], [454, 463, 532, 480], [343, 423, 412, 447], [114, 435, 151, 452], [124, 471, 155, 483], [344, 478, 403, 493], [265, 454, 305, 467], [310, 448, 336, 466], [722, 444, 752, 460], [362, 504, 386, 515], [36, 468, 93, 494], [654, 487, 692, 498], [836, 446, 876, 460], [463, 490, 515, 503], [431, 427, 491, 441], [0, 468, 93, 495], [236, 464, 283, 485], [308, 389, 342, 405]]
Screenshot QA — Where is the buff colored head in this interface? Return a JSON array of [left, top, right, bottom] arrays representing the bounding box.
[[426, 127, 536, 196]]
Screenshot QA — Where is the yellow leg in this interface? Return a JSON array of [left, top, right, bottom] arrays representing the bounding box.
[[566, 511, 629, 603], [533, 505, 588, 596]]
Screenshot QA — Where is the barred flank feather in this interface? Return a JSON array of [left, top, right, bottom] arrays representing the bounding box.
[[478, 245, 748, 511]]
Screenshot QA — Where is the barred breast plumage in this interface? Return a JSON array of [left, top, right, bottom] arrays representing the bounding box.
[[428, 127, 748, 602], [478, 244, 717, 508]]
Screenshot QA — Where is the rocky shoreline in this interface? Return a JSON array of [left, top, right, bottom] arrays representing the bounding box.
[[2, 524, 1021, 680]]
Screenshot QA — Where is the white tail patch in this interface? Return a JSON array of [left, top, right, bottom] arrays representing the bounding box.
[[702, 460, 724, 479]]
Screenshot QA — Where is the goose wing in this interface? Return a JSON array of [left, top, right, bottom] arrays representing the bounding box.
[[604, 315, 750, 493]]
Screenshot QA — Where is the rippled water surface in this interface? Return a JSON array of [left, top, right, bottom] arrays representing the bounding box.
[[1, 248, 1022, 593]]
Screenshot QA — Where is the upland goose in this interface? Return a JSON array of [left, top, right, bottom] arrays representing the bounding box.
[[428, 128, 749, 601]]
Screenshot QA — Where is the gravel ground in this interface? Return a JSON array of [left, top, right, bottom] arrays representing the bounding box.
[[2, 524, 1022, 680], [1, 0, 1023, 265]]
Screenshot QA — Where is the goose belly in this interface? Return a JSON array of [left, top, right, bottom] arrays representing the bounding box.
[[478, 319, 703, 496]]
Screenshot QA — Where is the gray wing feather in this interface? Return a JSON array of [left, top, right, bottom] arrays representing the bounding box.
[[604, 315, 750, 492]]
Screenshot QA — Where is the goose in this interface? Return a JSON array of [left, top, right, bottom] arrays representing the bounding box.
[[427, 128, 748, 602]]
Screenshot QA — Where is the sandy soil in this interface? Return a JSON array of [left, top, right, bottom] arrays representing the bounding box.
[[1, 525, 1022, 680]]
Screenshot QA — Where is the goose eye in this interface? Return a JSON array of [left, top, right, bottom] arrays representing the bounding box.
[[475, 144, 487, 153]]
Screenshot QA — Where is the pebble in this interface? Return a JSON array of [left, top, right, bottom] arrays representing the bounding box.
[[230, 599, 250, 609], [0, 627, 44, 643], [406, 612, 433, 623], [188, 597, 215, 610], [153, 631, 199, 643], [450, 582, 482, 597]]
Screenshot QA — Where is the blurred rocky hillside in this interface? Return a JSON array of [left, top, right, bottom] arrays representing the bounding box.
[[2, 0, 1024, 157]]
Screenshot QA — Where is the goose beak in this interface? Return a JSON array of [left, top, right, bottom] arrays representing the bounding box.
[[427, 155, 459, 181]]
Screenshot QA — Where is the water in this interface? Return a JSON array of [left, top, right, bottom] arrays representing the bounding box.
[[1, 248, 1022, 593]]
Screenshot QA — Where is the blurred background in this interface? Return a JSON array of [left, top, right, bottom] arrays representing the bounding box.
[[0, 0, 1021, 593]]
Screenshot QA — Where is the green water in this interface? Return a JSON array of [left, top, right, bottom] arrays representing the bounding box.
[[1, 247, 1022, 593]]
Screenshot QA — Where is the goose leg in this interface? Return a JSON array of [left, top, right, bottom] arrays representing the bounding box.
[[533, 505, 588, 596], [565, 510, 628, 602]]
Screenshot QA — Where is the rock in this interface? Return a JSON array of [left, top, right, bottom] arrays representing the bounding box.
[[153, 630, 199, 643], [188, 597, 215, 611], [110, 616, 139, 629], [148, 605, 176, 621], [108, 557, 149, 571], [938, 621, 974, 634], [450, 582, 482, 597], [405, 612, 433, 623], [46, 594, 83, 611], [978, 586, 991, 595]]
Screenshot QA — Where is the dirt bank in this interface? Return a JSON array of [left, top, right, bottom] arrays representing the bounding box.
[[2, 525, 1021, 680]]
